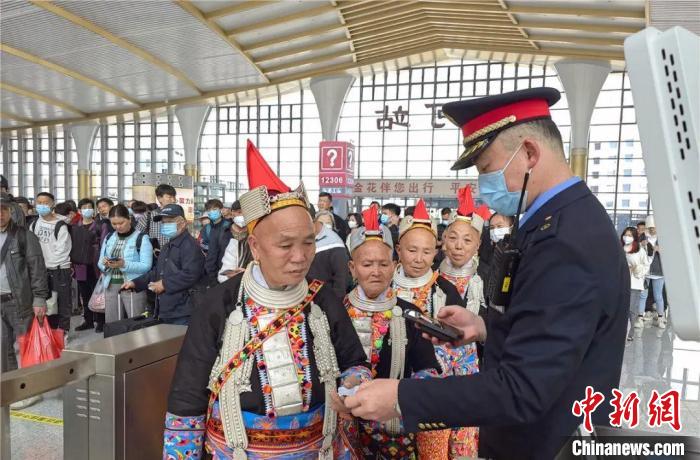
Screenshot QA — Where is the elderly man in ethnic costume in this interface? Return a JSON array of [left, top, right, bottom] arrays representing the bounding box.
[[387, 199, 472, 458], [341, 204, 440, 459], [163, 140, 369, 459]]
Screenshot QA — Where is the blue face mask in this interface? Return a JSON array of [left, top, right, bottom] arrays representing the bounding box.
[[128, 207, 134, 216], [36, 204, 52, 217], [208, 209, 221, 221], [81, 208, 94, 219], [380, 214, 390, 225], [477, 143, 528, 217], [161, 222, 178, 238]]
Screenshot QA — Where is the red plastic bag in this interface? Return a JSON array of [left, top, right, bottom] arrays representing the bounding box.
[[18, 317, 64, 368]]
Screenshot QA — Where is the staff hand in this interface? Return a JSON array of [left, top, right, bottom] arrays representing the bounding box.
[[345, 379, 400, 422], [421, 305, 486, 347]]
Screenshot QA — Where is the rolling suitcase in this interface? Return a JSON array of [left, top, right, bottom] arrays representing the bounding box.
[[103, 289, 161, 338]]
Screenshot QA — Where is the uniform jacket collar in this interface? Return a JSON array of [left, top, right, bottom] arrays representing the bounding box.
[[518, 181, 590, 235]]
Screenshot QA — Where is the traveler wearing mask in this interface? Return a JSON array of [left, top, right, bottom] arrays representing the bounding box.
[[31, 192, 73, 337], [345, 212, 364, 250], [136, 184, 178, 253], [97, 205, 153, 324], [308, 210, 350, 299], [381, 203, 401, 249], [477, 213, 514, 281], [639, 216, 666, 329], [216, 211, 251, 283], [202, 199, 231, 282], [622, 227, 649, 339], [437, 207, 452, 244], [73, 199, 106, 332], [123, 204, 204, 325]]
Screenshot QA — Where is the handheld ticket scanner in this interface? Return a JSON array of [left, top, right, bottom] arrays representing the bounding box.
[[486, 172, 530, 310]]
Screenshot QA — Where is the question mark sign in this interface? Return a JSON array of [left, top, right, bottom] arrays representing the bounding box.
[[326, 148, 338, 167]]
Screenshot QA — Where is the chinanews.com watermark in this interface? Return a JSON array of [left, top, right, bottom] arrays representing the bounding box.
[[571, 439, 685, 457], [568, 386, 700, 458]]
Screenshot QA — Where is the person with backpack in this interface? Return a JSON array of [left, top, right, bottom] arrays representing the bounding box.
[[31, 192, 72, 338], [135, 184, 178, 254], [202, 199, 231, 283], [122, 204, 203, 326], [72, 199, 105, 332], [97, 204, 153, 324]]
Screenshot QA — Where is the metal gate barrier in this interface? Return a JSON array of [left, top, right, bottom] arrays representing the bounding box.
[[1, 324, 186, 460]]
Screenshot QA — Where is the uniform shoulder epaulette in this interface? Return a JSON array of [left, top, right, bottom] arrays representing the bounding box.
[[528, 214, 560, 245]]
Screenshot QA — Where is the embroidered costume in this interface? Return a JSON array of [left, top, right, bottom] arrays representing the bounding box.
[[392, 199, 477, 459], [435, 187, 492, 457], [163, 141, 369, 459], [342, 205, 440, 459]]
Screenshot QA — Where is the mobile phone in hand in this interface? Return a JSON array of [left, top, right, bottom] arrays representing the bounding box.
[[403, 309, 463, 343]]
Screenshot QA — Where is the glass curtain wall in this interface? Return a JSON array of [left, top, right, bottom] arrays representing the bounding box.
[[0, 58, 648, 227]]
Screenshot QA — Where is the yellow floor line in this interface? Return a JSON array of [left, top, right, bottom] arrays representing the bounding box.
[[10, 410, 63, 426]]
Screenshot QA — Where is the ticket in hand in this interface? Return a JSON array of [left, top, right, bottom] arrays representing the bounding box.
[[337, 385, 359, 397]]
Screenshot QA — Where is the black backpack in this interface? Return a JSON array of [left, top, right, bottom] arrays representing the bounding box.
[[30, 218, 69, 240], [69, 222, 99, 265], [105, 231, 147, 255]]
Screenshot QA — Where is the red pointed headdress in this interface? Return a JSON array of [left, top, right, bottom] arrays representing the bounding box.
[[349, 204, 393, 253], [449, 185, 486, 234], [399, 199, 436, 241], [362, 204, 380, 233], [239, 139, 308, 232]]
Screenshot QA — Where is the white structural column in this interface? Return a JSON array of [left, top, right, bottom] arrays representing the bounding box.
[[310, 75, 356, 141], [555, 60, 611, 180], [310, 75, 355, 217], [174, 104, 211, 181], [72, 122, 99, 198]]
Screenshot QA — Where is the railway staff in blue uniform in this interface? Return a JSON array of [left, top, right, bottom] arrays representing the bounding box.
[[345, 88, 630, 459]]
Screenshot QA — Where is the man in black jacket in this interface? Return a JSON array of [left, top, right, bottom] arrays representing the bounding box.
[[317, 192, 350, 242], [124, 204, 203, 325], [0, 195, 50, 373], [307, 210, 350, 299]]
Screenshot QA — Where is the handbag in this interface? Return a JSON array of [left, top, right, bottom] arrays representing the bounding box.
[[88, 275, 107, 312]]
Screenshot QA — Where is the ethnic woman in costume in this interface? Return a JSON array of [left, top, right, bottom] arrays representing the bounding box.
[[342, 204, 440, 459]]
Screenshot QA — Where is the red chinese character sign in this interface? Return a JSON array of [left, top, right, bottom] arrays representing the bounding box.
[[319, 141, 354, 198]]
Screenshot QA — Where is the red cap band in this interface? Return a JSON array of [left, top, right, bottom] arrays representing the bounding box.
[[462, 99, 551, 138]]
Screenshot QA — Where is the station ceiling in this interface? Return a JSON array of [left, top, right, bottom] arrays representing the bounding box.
[[0, 0, 648, 131]]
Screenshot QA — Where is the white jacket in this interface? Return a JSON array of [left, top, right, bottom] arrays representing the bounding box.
[[625, 247, 649, 291], [217, 239, 240, 284]]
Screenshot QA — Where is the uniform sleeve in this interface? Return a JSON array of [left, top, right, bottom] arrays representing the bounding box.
[[399, 237, 600, 431]]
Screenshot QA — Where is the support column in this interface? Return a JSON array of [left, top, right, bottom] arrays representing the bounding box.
[[555, 60, 611, 180], [71, 122, 99, 199], [310, 75, 356, 217], [174, 104, 211, 182]]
